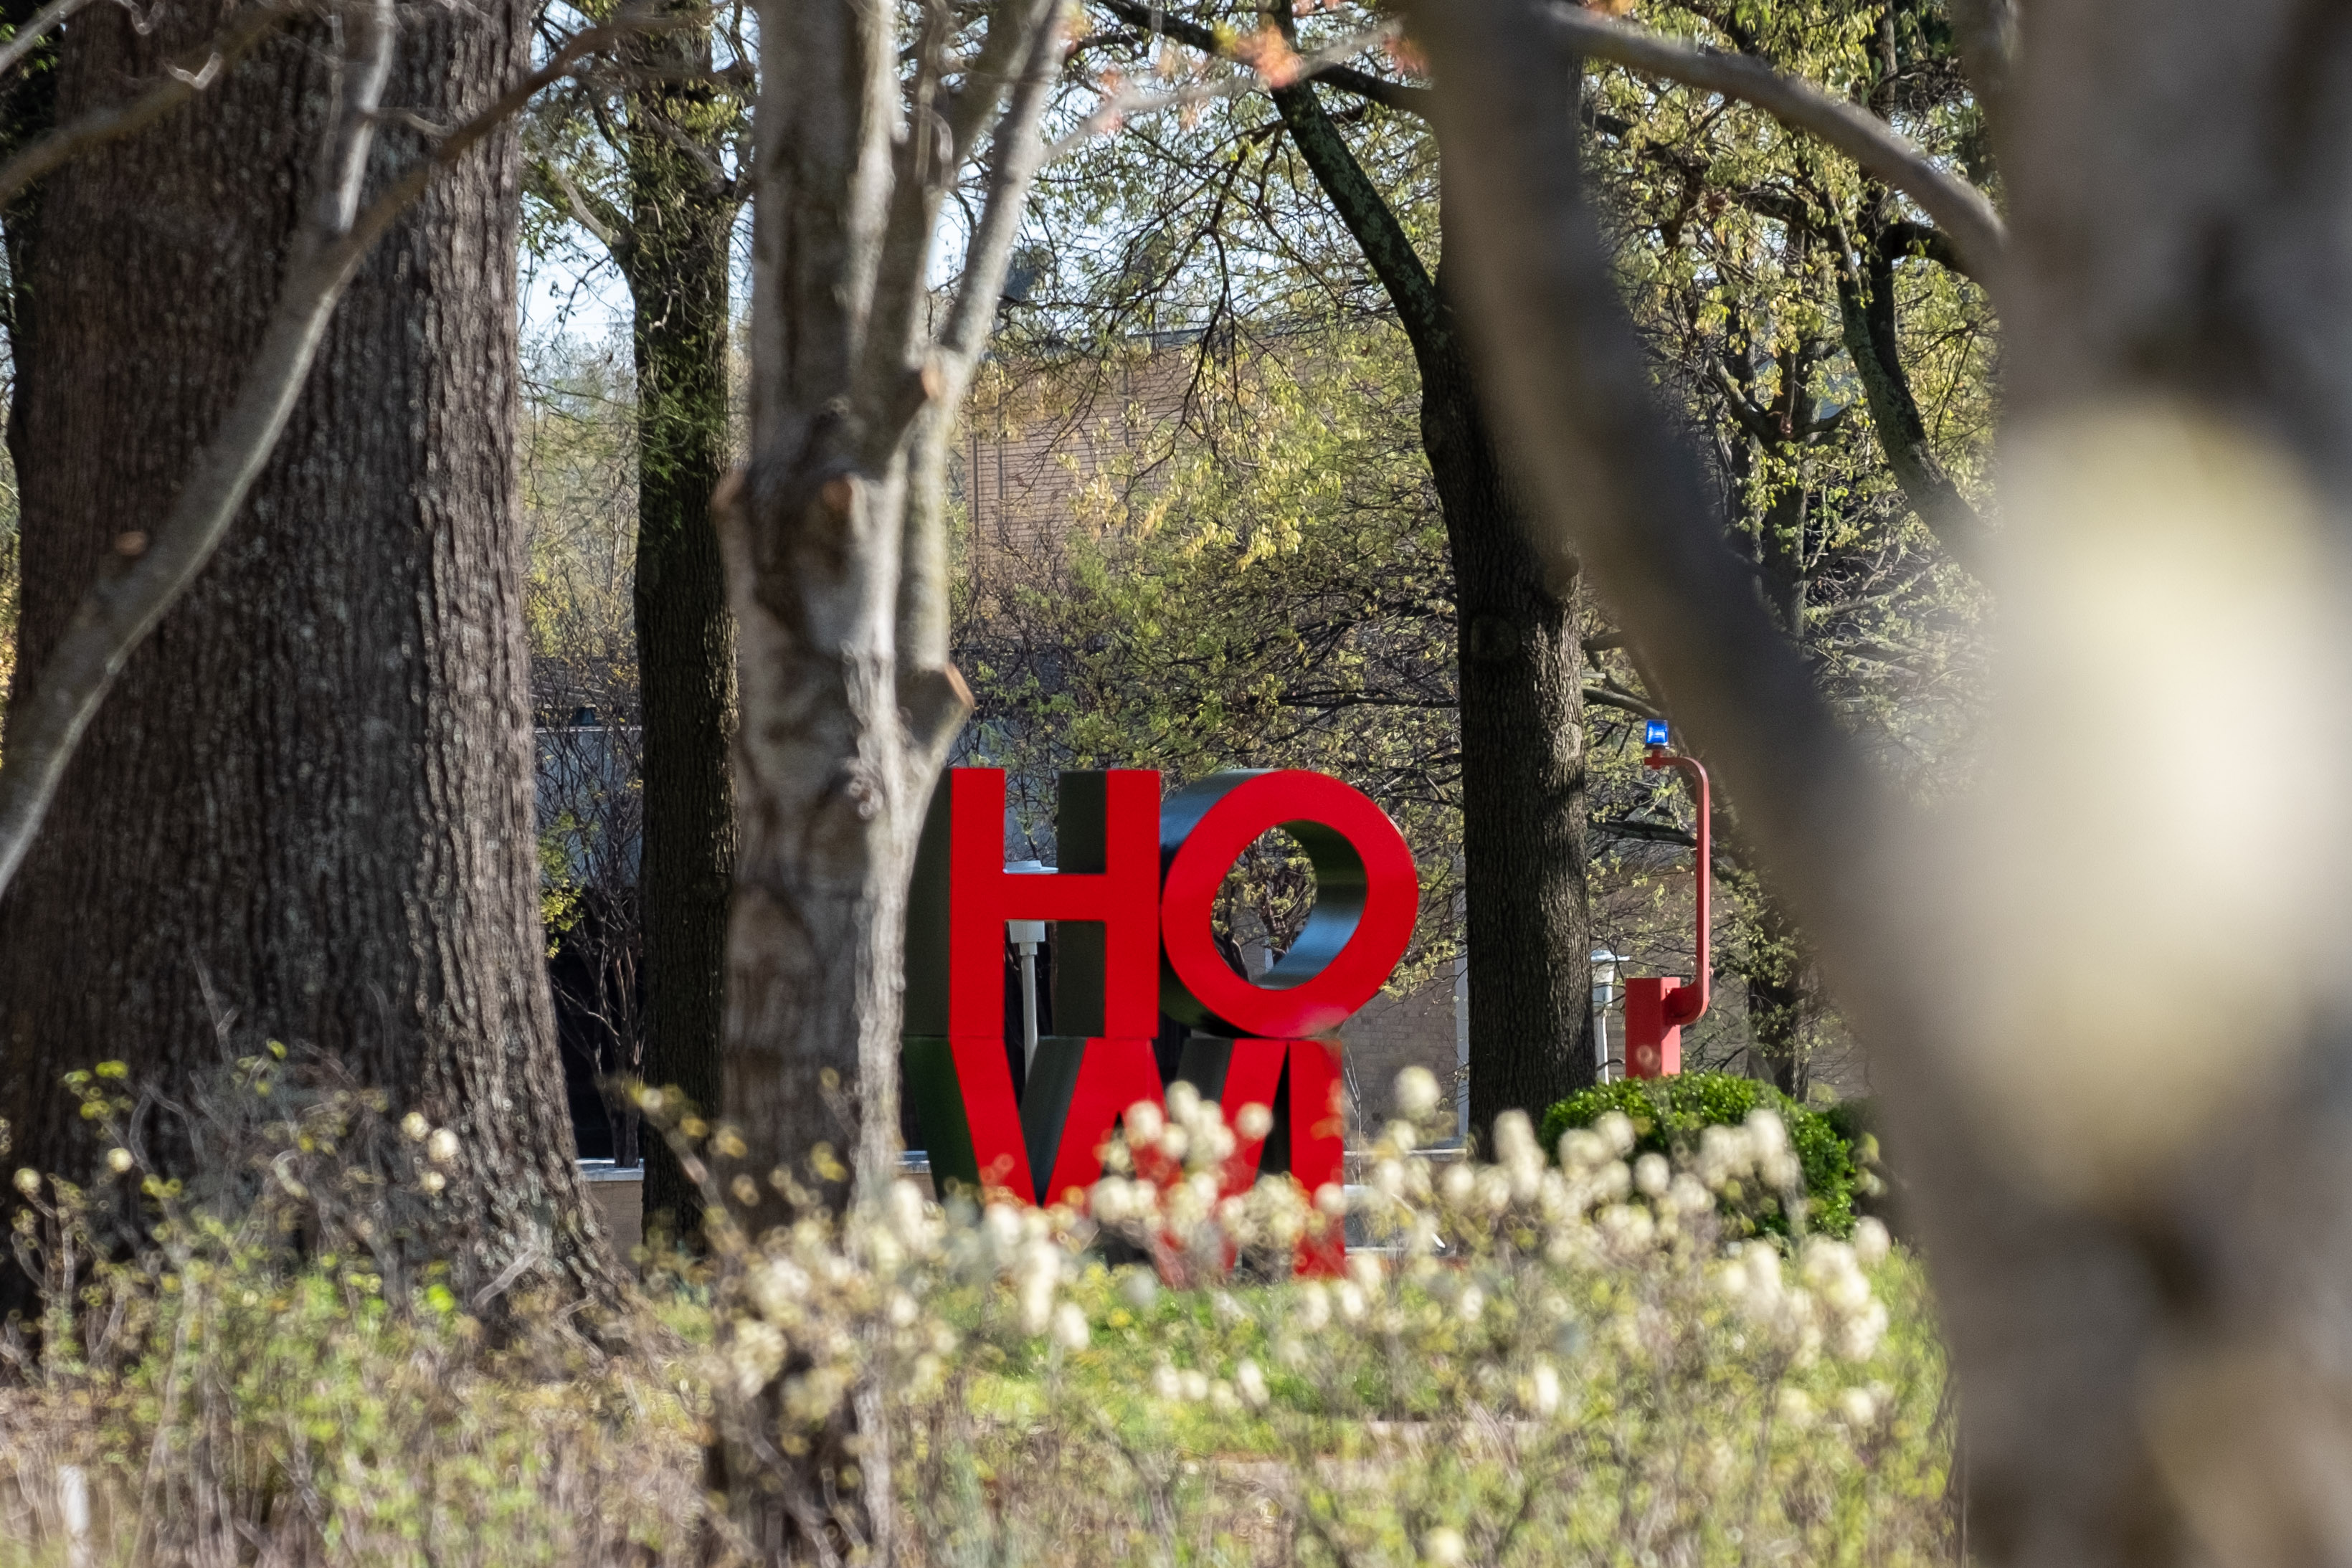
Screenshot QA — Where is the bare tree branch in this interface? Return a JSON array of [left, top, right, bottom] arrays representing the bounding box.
[[0, 5, 665, 899], [584, 77, 737, 197], [1269, 70, 1443, 353], [1401, 0, 1912, 1022], [1091, 0, 1432, 118], [0, 0, 95, 85], [1881, 218, 1969, 277], [531, 154, 626, 252], [1046, 20, 1398, 162], [938, 1, 1066, 371], [1540, 1, 2007, 285], [1945, 0, 2016, 129], [1400, 22, 2003, 1435], [1829, 206, 1993, 571], [1582, 683, 1662, 720], [1411, 11, 2352, 1567], [1594, 814, 1695, 847], [864, 0, 970, 421], [899, 0, 1067, 748], [313, 0, 394, 234], [944, 0, 1049, 166]]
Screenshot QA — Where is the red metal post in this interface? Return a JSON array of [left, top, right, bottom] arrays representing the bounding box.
[[1622, 977, 1684, 1078], [1643, 749, 1711, 1027], [1622, 746, 1711, 1078]]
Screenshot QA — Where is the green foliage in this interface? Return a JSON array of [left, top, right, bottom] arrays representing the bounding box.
[[1542, 1073, 1864, 1237], [911, 1246, 1950, 1567], [657, 1084, 1946, 1565], [1822, 1094, 1882, 1165], [518, 336, 640, 718], [957, 325, 1465, 987], [1037, 0, 1998, 1082], [2, 1058, 701, 1564], [538, 809, 588, 954]]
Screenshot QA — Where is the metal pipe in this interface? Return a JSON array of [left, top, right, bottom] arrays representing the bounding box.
[[1005, 860, 1051, 1073], [1017, 946, 1040, 1068], [1589, 946, 1618, 1081], [1641, 749, 1712, 1027]]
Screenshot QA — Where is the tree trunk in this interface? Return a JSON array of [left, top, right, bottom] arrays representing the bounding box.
[[1834, 209, 1987, 569], [727, 27, 929, 1218], [616, 20, 740, 1238], [0, 1, 43, 723], [1266, 77, 1593, 1145], [1740, 888, 1806, 1098], [0, 3, 613, 1303], [0, 0, 53, 508], [724, 1, 1064, 1550], [1422, 346, 1593, 1140]]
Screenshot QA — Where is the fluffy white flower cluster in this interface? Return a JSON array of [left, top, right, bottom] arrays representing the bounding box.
[[703, 1064, 1901, 1490], [1337, 1095, 1836, 1293], [1541, 1108, 1706, 1262], [1088, 1081, 1329, 1281], [1221, 1074, 1896, 1422], [720, 1171, 1098, 1427], [1149, 1354, 1271, 1410], [1693, 1109, 1805, 1194], [1715, 1230, 1890, 1364], [396, 1110, 460, 1194], [1394, 1064, 1444, 1121]]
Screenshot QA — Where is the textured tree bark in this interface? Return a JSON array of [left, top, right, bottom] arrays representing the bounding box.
[[614, 19, 741, 1237], [0, 0, 55, 493], [733, 0, 1061, 1202], [731, 0, 926, 1227], [1423, 347, 1593, 1139], [0, 0, 52, 727], [726, 1, 1064, 1554], [0, 2, 615, 1303], [1739, 889, 1806, 1099], [1269, 75, 1593, 1144]]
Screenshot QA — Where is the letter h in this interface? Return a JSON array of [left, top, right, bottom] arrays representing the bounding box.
[[904, 769, 1163, 1202]]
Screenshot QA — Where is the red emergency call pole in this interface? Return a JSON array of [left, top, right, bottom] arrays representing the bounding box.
[[1623, 722, 1710, 1078]]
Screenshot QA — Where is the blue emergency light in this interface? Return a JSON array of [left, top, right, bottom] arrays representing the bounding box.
[[1644, 719, 1671, 747]]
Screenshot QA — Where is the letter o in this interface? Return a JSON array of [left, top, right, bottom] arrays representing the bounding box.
[[1159, 771, 1420, 1038]]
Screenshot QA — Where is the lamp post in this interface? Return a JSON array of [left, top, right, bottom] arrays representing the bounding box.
[[1590, 947, 1619, 1082]]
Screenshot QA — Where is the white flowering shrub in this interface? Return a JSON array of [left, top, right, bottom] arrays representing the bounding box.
[[0, 1053, 705, 1567], [0, 1058, 1948, 1566], [671, 1067, 1950, 1566]]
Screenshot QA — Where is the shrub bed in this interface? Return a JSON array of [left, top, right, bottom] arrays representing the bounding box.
[[1541, 1073, 1865, 1237], [0, 1063, 1946, 1565]]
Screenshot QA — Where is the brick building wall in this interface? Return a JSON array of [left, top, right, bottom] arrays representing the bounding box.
[[1337, 974, 1463, 1130], [958, 348, 1204, 600]]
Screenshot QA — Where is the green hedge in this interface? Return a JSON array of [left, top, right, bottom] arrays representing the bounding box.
[[1539, 1073, 1862, 1237]]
